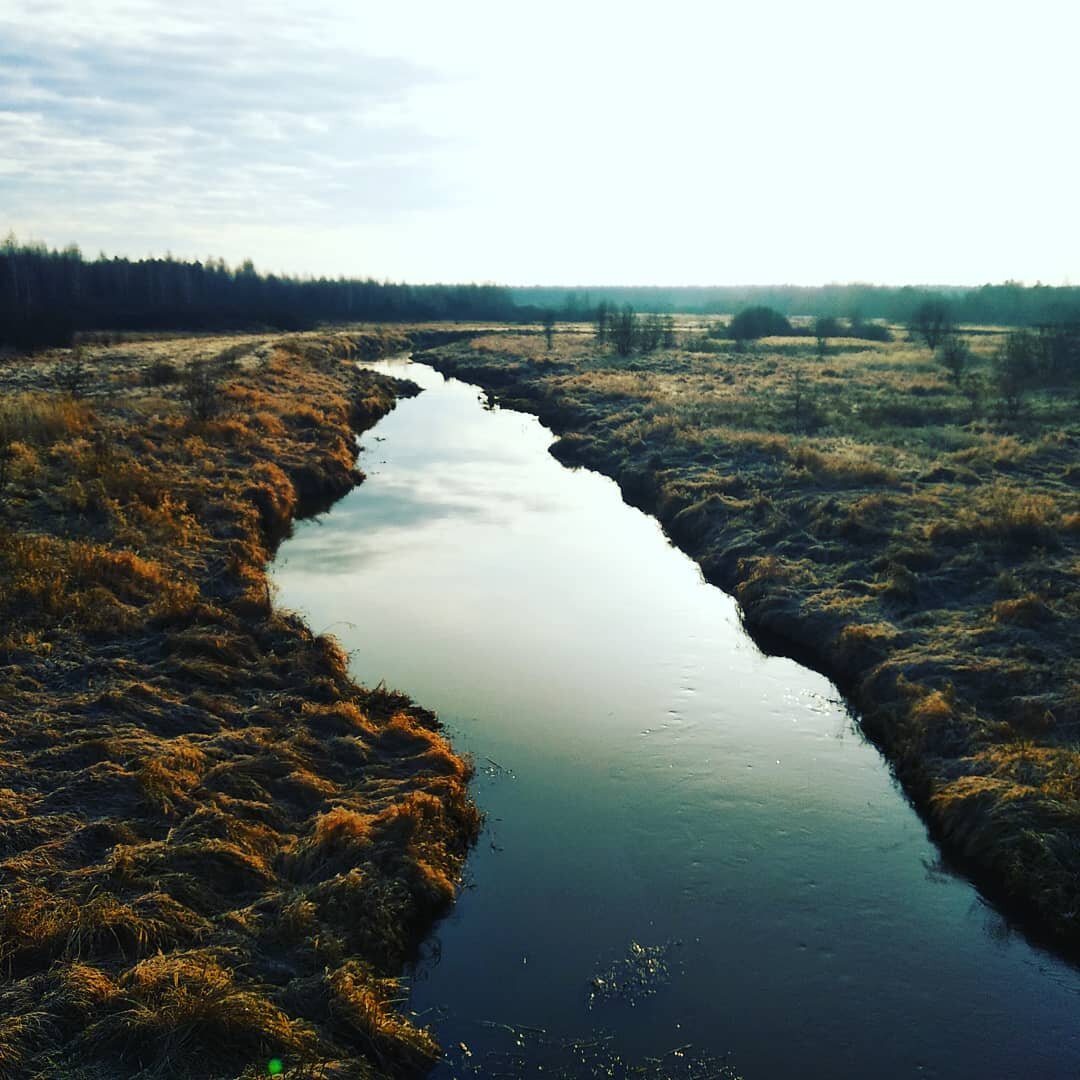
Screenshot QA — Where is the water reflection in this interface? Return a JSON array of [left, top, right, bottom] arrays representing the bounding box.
[[272, 357, 1080, 1079]]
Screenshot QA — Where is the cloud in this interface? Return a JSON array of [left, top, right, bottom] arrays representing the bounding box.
[[0, 2, 458, 256], [4, 0, 1080, 283]]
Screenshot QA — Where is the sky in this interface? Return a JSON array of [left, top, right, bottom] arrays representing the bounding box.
[[2, 0, 1078, 286]]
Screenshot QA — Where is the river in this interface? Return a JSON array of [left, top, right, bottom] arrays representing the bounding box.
[[270, 356, 1080, 1079]]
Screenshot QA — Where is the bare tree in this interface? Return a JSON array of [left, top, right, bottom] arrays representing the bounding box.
[[910, 299, 954, 351], [937, 335, 971, 385], [54, 347, 89, 398], [995, 330, 1039, 420], [611, 306, 639, 357], [181, 358, 222, 421], [594, 302, 611, 344], [639, 313, 665, 353], [542, 311, 556, 350]]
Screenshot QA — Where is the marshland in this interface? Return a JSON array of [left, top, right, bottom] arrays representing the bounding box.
[[8, 0, 1080, 1074], [1, 284, 1079, 1078]]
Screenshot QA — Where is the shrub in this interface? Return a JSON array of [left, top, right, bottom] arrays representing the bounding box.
[[145, 358, 179, 386], [995, 330, 1039, 420], [909, 298, 954, 350], [180, 359, 221, 421], [938, 335, 971, 385], [728, 306, 792, 343], [850, 322, 892, 342], [611, 306, 639, 357], [54, 349, 90, 398]]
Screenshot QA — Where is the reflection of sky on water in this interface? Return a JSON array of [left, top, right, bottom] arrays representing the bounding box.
[[272, 359, 1080, 1080], [285, 485, 494, 573]]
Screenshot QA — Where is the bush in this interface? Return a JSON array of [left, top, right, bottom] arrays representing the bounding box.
[[938, 335, 971, 385], [910, 298, 954, 350], [611, 306, 639, 357], [857, 322, 892, 342], [54, 349, 90, 398], [145, 358, 179, 386], [728, 306, 792, 343], [849, 319, 892, 342], [995, 330, 1039, 420], [180, 360, 221, 421]]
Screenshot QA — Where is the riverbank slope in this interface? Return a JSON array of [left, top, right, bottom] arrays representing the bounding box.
[[420, 328, 1080, 952], [0, 330, 479, 1078]]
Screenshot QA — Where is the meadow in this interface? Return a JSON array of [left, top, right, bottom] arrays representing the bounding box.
[[0, 330, 479, 1078], [421, 322, 1080, 950]]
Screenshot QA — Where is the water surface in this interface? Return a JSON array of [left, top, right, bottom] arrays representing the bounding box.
[[271, 357, 1080, 1079]]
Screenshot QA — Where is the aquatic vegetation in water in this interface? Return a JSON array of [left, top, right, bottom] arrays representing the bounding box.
[[446, 1020, 744, 1079], [588, 940, 681, 1009]]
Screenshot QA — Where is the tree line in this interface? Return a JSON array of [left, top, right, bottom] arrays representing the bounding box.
[[6, 234, 1080, 353], [0, 236, 519, 350], [512, 282, 1080, 328]]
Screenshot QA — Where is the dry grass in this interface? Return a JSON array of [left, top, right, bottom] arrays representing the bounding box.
[[0, 331, 479, 1077], [420, 325, 1080, 951], [0, 391, 92, 443]]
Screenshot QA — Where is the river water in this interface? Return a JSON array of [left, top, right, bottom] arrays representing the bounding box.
[[270, 357, 1080, 1079]]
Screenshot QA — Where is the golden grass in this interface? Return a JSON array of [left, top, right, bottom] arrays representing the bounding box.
[[0, 392, 92, 443], [0, 331, 479, 1078], [786, 444, 899, 486], [83, 950, 319, 1074], [326, 961, 438, 1072]]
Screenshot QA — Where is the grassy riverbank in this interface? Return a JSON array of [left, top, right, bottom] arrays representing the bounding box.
[[420, 327, 1080, 950], [0, 330, 479, 1078]]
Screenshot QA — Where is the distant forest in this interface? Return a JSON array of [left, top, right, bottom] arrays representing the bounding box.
[[0, 239, 518, 350], [3, 237, 1080, 351], [511, 284, 1080, 327]]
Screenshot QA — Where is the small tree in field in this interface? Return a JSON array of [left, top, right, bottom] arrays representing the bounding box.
[[937, 335, 971, 385], [594, 302, 611, 344], [54, 348, 89, 398], [814, 315, 840, 359], [542, 311, 556, 350], [638, 313, 666, 353], [611, 306, 639, 357], [995, 330, 1039, 420], [960, 371, 984, 421], [910, 299, 954, 351], [181, 358, 221, 421]]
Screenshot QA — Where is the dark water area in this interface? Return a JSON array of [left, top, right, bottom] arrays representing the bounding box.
[[271, 357, 1080, 1079]]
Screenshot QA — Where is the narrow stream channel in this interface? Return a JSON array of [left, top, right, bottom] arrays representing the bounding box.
[[271, 356, 1080, 1079]]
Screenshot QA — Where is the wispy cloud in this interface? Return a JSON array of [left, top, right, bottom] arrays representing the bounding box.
[[0, 2, 455, 256], [3, 0, 1080, 283]]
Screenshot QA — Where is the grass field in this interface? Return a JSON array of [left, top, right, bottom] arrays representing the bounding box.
[[421, 323, 1080, 951], [0, 330, 479, 1078]]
